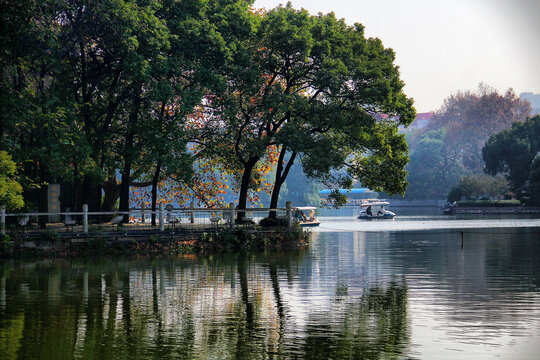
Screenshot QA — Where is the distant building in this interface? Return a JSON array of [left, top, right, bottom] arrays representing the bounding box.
[[319, 188, 379, 206], [399, 112, 433, 133], [520, 92, 540, 115]]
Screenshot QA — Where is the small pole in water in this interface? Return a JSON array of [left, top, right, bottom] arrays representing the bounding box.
[[461, 231, 464, 248]]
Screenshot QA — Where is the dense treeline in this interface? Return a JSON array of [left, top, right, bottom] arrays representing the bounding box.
[[0, 0, 414, 221], [405, 84, 531, 200], [482, 114, 540, 205]]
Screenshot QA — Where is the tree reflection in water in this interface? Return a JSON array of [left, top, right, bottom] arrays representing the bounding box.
[[0, 253, 409, 359]]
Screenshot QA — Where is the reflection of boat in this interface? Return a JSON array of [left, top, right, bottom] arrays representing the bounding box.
[[357, 199, 395, 219], [293, 206, 320, 227]]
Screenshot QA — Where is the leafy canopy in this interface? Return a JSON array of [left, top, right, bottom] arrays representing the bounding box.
[[482, 114, 540, 192], [0, 151, 24, 210]]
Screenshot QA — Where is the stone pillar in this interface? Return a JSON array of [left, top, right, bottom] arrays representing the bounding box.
[[229, 202, 235, 228], [286, 201, 292, 228], [159, 203, 164, 231], [0, 206, 5, 235], [0, 206, 6, 235], [83, 204, 88, 233], [47, 184, 61, 222]]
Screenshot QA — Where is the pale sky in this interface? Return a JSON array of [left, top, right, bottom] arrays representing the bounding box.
[[253, 0, 540, 112]]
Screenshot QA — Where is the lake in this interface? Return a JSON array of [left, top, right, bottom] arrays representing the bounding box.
[[1, 209, 540, 359]]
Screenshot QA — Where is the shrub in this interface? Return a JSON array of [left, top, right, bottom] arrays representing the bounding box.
[[447, 186, 463, 203], [449, 174, 509, 201], [259, 217, 288, 227], [0, 234, 12, 252], [46, 229, 60, 242]]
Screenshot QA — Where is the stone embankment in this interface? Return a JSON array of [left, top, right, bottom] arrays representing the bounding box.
[[444, 207, 540, 214], [0, 227, 309, 257]]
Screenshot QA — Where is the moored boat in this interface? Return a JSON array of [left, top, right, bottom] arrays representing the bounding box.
[[357, 199, 395, 219], [293, 206, 320, 227]]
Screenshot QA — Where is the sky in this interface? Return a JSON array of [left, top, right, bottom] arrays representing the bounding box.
[[253, 0, 540, 112]]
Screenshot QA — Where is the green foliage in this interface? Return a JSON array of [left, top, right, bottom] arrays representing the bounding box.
[[454, 174, 509, 200], [259, 217, 288, 227], [483, 115, 540, 192], [447, 186, 463, 203], [406, 129, 464, 199], [1, 1, 414, 214], [528, 155, 540, 206], [0, 151, 24, 210], [196, 228, 308, 252], [0, 234, 12, 252], [46, 229, 60, 242], [200, 4, 415, 210]]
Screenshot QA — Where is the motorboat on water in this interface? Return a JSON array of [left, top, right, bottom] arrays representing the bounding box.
[[357, 199, 395, 219], [293, 206, 320, 227]]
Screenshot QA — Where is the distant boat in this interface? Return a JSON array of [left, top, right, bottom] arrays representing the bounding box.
[[293, 206, 320, 227], [357, 199, 395, 219]]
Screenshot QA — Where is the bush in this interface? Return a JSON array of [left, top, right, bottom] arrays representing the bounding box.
[[0, 234, 12, 252], [195, 228, 308, 253], [259, 217, 288, 227], [449, 174, 510, 201], [46, 229, 60, 242], [447, 186, 463, 203]]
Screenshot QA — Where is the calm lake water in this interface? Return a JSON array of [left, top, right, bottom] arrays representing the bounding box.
[[1, 209, 540, 359]]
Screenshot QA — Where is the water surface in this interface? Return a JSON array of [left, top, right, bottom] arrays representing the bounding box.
[[1, 213, 540, 359]]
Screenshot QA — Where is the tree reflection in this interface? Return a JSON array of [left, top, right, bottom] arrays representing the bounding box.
[[301, 280, 408, 359], [0, 253, 409, 360]]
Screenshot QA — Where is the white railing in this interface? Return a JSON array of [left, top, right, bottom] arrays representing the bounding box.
[[0, 202, 295, 235]]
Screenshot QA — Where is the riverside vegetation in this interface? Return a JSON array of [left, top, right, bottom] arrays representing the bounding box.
[[0, 226, 310, 258]]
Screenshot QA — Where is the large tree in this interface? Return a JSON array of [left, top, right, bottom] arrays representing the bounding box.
[[482, 114, 540, 193], [420, 84, 531, 173], [201, 5, 415, 215], [1, 0, 253, 220]]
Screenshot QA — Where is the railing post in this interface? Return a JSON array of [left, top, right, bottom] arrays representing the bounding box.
[[159, 203, 164, 231], [83, 204, 88, 233], [190, 202, 195, 224], [140, 204, 145, 224], [229, 202, 235, 228], [286, 201, 292, 228], [1, 206, 5, 235]]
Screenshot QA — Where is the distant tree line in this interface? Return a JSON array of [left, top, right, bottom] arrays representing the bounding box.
[[404, 84, 531, 200], [482, 114, 540, 205], [0, 0, 414, 222]]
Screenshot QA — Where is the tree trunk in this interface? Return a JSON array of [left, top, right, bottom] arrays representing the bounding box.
[[38, 163, 50, 229], [151, 161, 162, 226], [119, 163, 132, 223], [269, 150, 296, 218], [102, 177, 120, 221], [237, 157, 258, 221], [118, 92, 141, 222]]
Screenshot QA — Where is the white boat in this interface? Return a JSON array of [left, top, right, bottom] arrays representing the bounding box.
[[357, 199, 395, 219], [293, 206, 320, 227]]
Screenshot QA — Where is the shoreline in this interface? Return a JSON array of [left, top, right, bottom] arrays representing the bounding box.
[[0, 227, 310, 258], [443, 206, 540, 215]]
